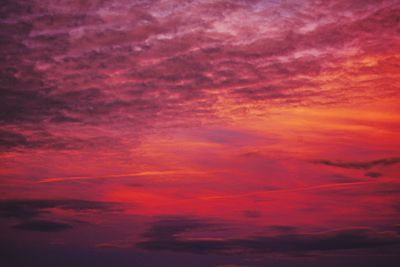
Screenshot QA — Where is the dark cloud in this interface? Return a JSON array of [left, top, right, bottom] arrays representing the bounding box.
[[242, 210, 262, 218], [141, 217, 220, 240], [311, 157, 400, 169], [0, 129, 29, 149], [235, 229, 400, 254], [0, 129, 67, 150], [328, 174, 361, 184], [138, 217, 400, 255], [365, 172, 383, 178], [0, 199, 122, 234], [239, 151, 263, 158], [0, 199, 120, 219], [13, 219, 73, 232], [268, 225, 297, 233], [0, 88, 65, 124], [373, 184, 400, 196], [0, 128, 123, 152]]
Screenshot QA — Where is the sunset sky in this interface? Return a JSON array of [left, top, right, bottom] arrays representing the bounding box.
[[1, 0, 400, 266]]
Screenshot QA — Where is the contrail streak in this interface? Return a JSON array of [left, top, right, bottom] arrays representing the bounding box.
[[200, 181, 377, 200], [36, 170, 203, 183]]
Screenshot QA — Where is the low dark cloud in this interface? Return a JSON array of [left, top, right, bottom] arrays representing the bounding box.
[[137, 217, 400, 256], [365, 172, 383, 178], [327, 174, 361, 184], [242, 210, 262, 218], [0, 199, 122, 233], [268, 225, 297, 233], [0, 199, 120, 219], [311, 157, 400, 170], [141, 217, 221, 240], [13, 219, 73, 232]]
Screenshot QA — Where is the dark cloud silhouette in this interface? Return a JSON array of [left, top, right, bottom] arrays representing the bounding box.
[[0, 199, 122, 234], [0, 199, 120, 219], [365, 172, 383, 178], [137, 217, 400, 255], [13, 219, 73, 232], [0, 130, 29, 149], [328, 174, 361, 183], [311, 158, 400, 169], [141, 217, 220, 240], [242, 210, 262, 218], [269, 225, 297, 233]]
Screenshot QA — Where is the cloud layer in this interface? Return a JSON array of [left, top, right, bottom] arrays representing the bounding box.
[[0, 199, 121, 232], [137, 217, 400, 256], [1, 0, 399, 152], [1, 1, 400, 266]]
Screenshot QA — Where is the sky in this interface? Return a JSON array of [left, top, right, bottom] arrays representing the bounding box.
[[1, 0, 400, 266]]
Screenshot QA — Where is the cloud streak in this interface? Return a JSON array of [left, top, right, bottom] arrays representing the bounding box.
[[35, 170, 205, 183], [0, 199, 120, 219], [312, 157, 400, 170]]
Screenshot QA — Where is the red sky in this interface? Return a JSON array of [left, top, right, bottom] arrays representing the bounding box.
[[1, 0, 400, 266]]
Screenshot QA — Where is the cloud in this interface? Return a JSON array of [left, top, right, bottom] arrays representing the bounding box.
[[36, 170, 200, 183], [268, 225, 297, 233], [365, 172, 383, 178], [0, 199, 123, 234], [242, 210, 262, 218], [312, 181, 400, 198], [0, 129, 95, 151], [13, 219, 73, 232], [0, 88, 65, 125], [311, 157, 400, 169], [1, 0, 399, 153], [137, 217, 400, 255], [0, 130, 29, 149], [0, 199, 120, 219], [141, 217, 221, 240]]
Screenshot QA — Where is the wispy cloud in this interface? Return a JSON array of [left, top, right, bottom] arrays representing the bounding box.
[[36, 170, 205, 183], [312, 157, 400, 169]]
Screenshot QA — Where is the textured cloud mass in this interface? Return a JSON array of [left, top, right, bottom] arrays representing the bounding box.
[[1, 1, 400, 267], [1, 0, 399, 151]]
